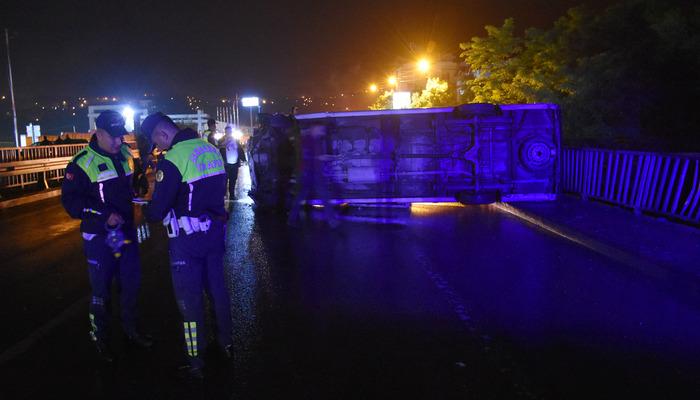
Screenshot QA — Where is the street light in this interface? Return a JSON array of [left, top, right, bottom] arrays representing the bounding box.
[[369, 83, 378, 93], [392, 91, 411, 109], [241, 96, 260, 133], [387, 76, 397, 87], [417, 58, 431, 74]]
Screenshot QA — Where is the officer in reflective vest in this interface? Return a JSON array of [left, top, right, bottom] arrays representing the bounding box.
[[203, 118, 219, 147], [61, 110, 153, 363], [140, 112, 232, 381]]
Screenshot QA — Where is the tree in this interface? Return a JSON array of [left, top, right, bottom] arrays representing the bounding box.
[[369, 90, 393, 110], [411, 78, 455, 108], [458, 0, 700, 151], [459, 18, 527, 103]]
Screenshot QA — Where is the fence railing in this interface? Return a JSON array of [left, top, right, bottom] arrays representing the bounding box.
[[562, 148, 700, 224], [0, 144, 91, 163], [1, 144, 140, 193]]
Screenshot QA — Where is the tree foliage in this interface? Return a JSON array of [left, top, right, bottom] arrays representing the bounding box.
[[369, 90, 393, 110], [411, 78, 454, 108], [369, 78, 456, 110], [459, 0, 700, 151]]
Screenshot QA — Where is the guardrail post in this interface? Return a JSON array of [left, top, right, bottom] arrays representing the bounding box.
[[37, 171, 48, 190]]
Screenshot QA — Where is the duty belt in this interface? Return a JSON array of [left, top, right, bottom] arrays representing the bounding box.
[[163, 209, 213, 238]]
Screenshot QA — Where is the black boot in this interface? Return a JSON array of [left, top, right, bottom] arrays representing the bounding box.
[[176, 364, 204, 383]]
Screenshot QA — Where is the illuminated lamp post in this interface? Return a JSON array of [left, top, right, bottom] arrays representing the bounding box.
[[240, 96, 260, 134], [417, 58, 431, 74]]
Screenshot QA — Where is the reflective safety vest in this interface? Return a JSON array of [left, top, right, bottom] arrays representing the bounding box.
[[73, 144, 134, 184], [164, 138, 225, 183]]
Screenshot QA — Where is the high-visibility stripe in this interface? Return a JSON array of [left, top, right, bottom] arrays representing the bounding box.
[[188, 184, 194, 211], [184, 322, 193, 356], [189, 322, 198, 356], [183, 321, 198, 357], [89, 313, 98, 341], [99, 183, 105, 203], [84, 154, 95, 169], [185, 169, 225, 184]]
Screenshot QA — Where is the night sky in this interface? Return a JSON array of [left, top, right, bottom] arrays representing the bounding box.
[[1, 0, 618, 103]]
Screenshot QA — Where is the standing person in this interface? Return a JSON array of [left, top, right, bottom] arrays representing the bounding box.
[[203, 118, 219, 147], [61, 110, 153, 363], [139, 112, 232, 381], [223, 125, 247, 200]]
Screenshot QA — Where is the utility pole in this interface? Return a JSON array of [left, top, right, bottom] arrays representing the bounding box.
[[4, 28, 19, 147], [234, 93, 239, 128]]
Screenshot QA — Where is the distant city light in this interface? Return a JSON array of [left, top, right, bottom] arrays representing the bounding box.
[[417, 58, 431, 73], [369, 84, 378, 93], [388, 76, 397, 86], [392, 91, 411, 109], [241, 97, 260, 107]]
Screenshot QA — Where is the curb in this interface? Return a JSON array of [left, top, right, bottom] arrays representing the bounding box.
[[494, 202, 700, 306], [0, 189, 62, 209]]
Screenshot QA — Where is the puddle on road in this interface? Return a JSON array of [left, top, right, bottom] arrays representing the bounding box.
[[47, 220, 80, 237]]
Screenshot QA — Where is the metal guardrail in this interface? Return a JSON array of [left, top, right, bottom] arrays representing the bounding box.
[[0, 158, 71, 190], [0, 143, 90, 163], [563, 148, 700, 224], [1, 144, 140, 192]]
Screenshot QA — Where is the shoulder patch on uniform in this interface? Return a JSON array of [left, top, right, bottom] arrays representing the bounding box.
[[156, 170, 164, 182]]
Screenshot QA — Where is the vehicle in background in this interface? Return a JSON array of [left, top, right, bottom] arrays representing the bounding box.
[[250, 103, 561, 208]]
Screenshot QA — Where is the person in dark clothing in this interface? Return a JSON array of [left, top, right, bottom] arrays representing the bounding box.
[[61, 110, 153, 363], [139, 112, 232, 382], [223, 125, 247, 200]]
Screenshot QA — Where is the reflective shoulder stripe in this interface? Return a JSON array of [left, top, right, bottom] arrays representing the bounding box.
[[84, 154, 96, 170], [82, 233, 97, 241], [96, 170, 119, 182], [82, 208, 102, 215], [74, 146, 121, 183], [185, 169, 225, 184]]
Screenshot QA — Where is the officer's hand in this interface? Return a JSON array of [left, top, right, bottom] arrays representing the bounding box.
[[106, 213, 125, 227]]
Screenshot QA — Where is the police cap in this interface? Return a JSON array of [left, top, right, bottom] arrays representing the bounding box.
[[95, 110, 128, 137]]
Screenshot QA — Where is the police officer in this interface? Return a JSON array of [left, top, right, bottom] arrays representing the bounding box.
[[203, 118, 219, 147], [139, 112, 232, 381], [61, 110, 153, 363]]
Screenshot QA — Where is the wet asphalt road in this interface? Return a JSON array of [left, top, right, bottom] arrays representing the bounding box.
[[0, 198, 699, 399]]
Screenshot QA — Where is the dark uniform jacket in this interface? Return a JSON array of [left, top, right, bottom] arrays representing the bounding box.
[[146, 128, 227, 223], [61, 136, 136, 234]]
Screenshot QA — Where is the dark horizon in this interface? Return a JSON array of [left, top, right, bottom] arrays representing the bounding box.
[[1, 0, 617, 103]]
